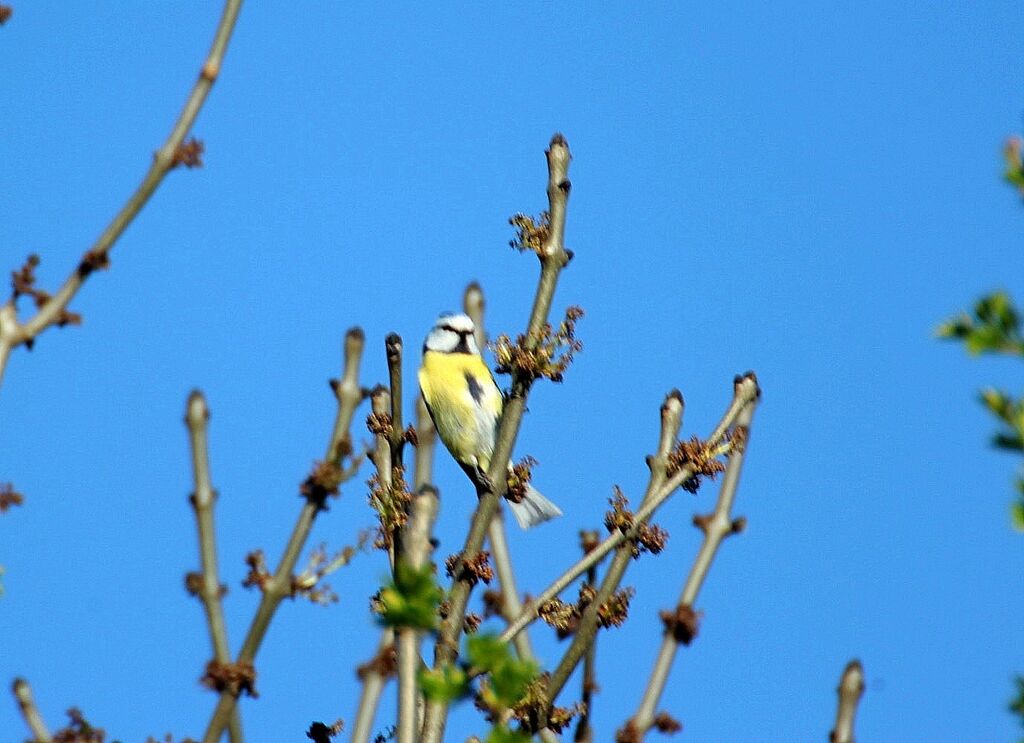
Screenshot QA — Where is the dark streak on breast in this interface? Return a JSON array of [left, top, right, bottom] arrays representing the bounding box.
[[465, 371, 485, 403]]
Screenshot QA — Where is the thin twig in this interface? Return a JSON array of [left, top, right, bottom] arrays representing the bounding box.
[[200, 328, 365, 743], [626, 399, 758, 737], [12, 678, 52, 743], [0, 0, 243, 388], [573, 531, 601, 743], [829, 660, 865, 743], [186, 391, 243, 743], [543, 390, 685, 720], [420, 134, 575, 743], [495, 375, 758, 651]]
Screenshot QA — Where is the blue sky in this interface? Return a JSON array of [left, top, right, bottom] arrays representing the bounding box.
[[3, 2, 1024, 741]]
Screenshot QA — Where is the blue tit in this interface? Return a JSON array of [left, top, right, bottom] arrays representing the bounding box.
[[418, 312, 562, 529]]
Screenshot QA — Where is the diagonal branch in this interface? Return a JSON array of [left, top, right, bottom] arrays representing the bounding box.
[[829, 660, 865, 743], [624, 397, 758, 738], [542, 390, 685, 721], [185, 391, 243, 743], [420, 133, 575, 743], [572, 531, 601, 743], [495, 374, 759, 651], [12, 678, 52, 743], [0, 0, 244, 388], [200, 328, 366, 743]]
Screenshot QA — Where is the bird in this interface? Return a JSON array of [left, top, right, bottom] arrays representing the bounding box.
[[418, 312, 562, 528]]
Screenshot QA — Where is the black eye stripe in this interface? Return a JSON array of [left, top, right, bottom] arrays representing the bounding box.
[[440, 325, 471, 336]]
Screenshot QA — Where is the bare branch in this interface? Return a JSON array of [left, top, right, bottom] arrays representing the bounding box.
[[0, 0, 244, 387], [626, 398, 758, 737], [12, 678, 52, 743], [185, 391, 243, 743], [573, 531, 601, 743], [829, 660, 865, 743], [200, 328, 366, 743], [420, 133, 575, 743], [543, 390, 686, 719], [496, 374, 759, 652]]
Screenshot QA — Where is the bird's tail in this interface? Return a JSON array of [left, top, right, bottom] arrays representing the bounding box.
[[506, 484, 562, 529]]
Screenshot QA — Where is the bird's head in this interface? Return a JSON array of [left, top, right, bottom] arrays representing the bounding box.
[[423, 312, 481, 355]]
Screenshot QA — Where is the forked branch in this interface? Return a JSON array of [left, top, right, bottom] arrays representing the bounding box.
[[0, 0, 243, 388], [623, 397, 759, 739], [200, 328, 366, 743]]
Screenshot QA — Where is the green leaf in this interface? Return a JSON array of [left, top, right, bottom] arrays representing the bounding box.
[[378, 562, 443, 630], [993, 432, 1024, 452], [467, 634, 509, 670], [484, 725, 532, 743], [418, 664, 468, 703], [466, 634, 538, 707], [1012, 500, 1024, 532]]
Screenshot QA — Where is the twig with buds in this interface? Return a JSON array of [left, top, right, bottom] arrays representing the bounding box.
[[0, 0, 243, 388], [622, 398, 758, 740], [420, 133, 575, 743], [200, 328, 366, 743], [185, 391, 243, 743]]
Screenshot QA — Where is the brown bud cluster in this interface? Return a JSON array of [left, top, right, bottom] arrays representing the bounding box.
[[493, 306, 584, 384], [366, 410, 394, 438], [0, 482, 24, 513], [505, 456, 538, 504], [306, 719, 345, 743], [659, 602, 702, 645], [51, 707, 105, 743], [356, 644, 397, 680], [603, 487, 669, 558], [170, 137, 204, 169], [463, 612, 483, 634], [242, 550, 271, 591], [367, 465, 412, 550], [445, 550, 494, 586], [667, 436, 726, 493], [300, 460, 344, 509], [508, 211, 551, 254], [201, 659, 258, 697], [11, 254, 82, 328], [0, 6, 12, 25], [481, 589, 504, 618], [539, 583, 635, 637]]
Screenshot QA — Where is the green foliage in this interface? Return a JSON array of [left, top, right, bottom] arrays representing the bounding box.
[[937, 292, 1024, 356], [418, 663, 469, 703], [939, 292, 1024, 529], [467, 634, 538, 708], [1011, 676, 1024, 737], [484, 725, 532, 743], [377, 562, 443, 630]]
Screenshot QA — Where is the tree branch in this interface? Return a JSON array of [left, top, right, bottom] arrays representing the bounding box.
[[829, 660, 865, 743], [12, 678, 51, 743], [495, 374, 759, 651], [543, 390, 685, 719], [185, 391, 243, 743], [351, 392, 437, 743], [573, 531, 601, 743], [0, 0, 243, 388], [625, 398, 758, 738], [420, 133, 575, 743], [200, 328, 365, 743]]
